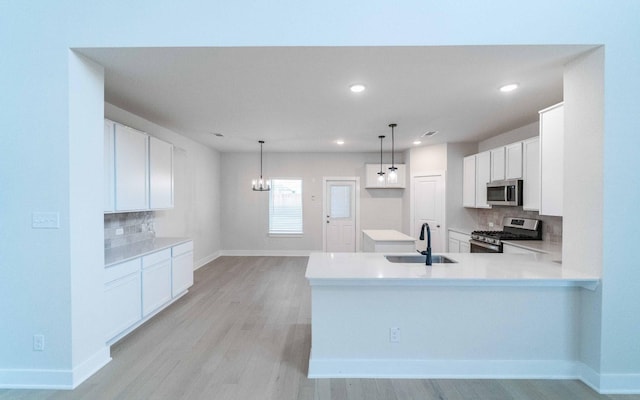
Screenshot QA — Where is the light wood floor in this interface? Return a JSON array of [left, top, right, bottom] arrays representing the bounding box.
[[2, 256, 639, 400]]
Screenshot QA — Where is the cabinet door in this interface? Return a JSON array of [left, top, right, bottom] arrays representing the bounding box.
[[490, 147, 505, 182], [539, 103, 564, 216], [505, 142, 523, 179], [463, 155, 476, 207], [104, 119, 115, 212], [386, 164, 406, 188], [448, 238, 460, 253], [115, 124, 149, 211], [104, 271, 142, 341], [149, 136, 174, 209], [142, 258, 172, 316], [475, 151, 492, 208], [459, 241, 471, 253], [172, 251, 194, 297], [522, 137, 540, 211], [365, 164, 385, 188]]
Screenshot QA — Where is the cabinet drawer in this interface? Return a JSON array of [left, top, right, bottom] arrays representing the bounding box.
[[172, 241, 193, 257], [449, 231, 471, 242], [105, 258, 141, 283], [142, 248, 171, 268]]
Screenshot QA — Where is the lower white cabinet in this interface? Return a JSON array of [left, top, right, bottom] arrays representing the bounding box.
[[104, 240, 193, 343], [172, 241, 194, 297], [142, 249, 172, 316], [104, 258, 142, 341], [448, 230, 471, 253]]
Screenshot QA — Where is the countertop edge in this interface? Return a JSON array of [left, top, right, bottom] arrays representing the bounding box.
[[105, 237, 192, 267], [448, 227, 474, 236], [501, 240, 562, 254]]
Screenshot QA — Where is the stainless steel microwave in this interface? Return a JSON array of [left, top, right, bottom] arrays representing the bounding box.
[[486, 179, 523, 206]]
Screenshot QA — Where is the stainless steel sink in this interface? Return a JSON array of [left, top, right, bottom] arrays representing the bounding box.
[[384, 255, 457, 264]]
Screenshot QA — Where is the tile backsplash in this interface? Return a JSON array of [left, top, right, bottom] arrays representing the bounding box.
[[475, 207, 562, 243], [104, 211, 155, 249]]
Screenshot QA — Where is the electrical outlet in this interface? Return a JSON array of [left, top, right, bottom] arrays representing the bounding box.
[[488, 222, 494, 228], [115, 228, 124, 235], [33, 334, 45, 351], [389, 327, 401, 343]]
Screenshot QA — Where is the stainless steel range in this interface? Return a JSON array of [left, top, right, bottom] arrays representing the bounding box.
[[470, 217, 542, 253]]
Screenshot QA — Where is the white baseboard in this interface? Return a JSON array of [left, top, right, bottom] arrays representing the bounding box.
[[219, 250, 313, 257], [308, 357, 579, 380], [598, 372, 640, 394], [0, 347, 110, 390], [194, 251, 221, 270]]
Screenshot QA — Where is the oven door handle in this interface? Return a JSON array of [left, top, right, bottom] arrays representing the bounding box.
[[469, 239, 501, 252]]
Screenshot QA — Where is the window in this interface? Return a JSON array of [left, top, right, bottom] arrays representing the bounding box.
[[269, 179, 303, 235]]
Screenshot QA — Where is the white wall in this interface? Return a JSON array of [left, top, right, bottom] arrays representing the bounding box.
[[105, 104, 222, 268], [220, 152, 405, 252], [1, 0, 639, 392], [478, 122, 539, 152]]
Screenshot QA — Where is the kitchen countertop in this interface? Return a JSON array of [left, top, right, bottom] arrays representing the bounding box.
[[362, 229, 416, 242], [502, 239, 562, 255], [105, 237, 191, 267], [305, 251, 598, 289], [448, 227, 474, 236]]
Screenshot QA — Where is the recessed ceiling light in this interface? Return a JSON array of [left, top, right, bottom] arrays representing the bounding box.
[[349, 84, 366, 93], [336, 139, 345, 145], [413, 140, 422, 145], [499, 83, 519, 93]]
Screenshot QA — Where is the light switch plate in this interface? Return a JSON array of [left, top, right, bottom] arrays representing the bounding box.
[[32, 212, 60, 229]]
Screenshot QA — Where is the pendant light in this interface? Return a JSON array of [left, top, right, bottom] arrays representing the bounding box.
[[377, 135, 386, 182], [252, 140, 270, 191], [387, 123, 398, 184]]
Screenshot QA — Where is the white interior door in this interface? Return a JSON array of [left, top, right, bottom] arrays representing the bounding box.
[[325, 180, 356, 252], [412, 174, 445, 253]]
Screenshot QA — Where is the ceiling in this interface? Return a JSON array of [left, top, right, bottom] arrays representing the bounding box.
[[79, 45, 594, 153]]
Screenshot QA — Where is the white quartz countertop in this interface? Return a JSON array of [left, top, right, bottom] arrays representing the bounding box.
[[502, 240, 562, 255], [362, 229, 416, 242], [305, 252, 599, 289], [105, 237, 191, 267], [448, 227, 474, 236]]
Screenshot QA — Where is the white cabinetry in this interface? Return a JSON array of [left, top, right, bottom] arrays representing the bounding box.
[[115, 123, 149, 211], [172, 241, 194, 297], [539, 103, 564, 216], [490, 147, 505, 182], [104, 258, 142, 341], [104, 119, 115, 212], [522, 137, 540, 211], [365, 164, 406, 188], [149, 137, 174, 209], [475, 151, 491, 208], [463, 155, 476, 207], [142, 249, 172, 316], [505, 142, 523, 179], [448, 230, 471, 253]]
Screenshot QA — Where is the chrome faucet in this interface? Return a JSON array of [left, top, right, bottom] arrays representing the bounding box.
[[417, 222, 432, 266]]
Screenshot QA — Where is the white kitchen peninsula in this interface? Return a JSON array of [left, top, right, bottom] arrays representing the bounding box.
[[362, 229, 416, 253], [305, 252, 599, 379]]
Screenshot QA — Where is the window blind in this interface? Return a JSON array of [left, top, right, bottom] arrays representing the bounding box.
[[269, 179, 303, 235]]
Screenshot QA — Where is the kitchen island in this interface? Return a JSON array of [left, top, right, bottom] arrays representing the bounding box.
[[305, 251, 599, 380], [362, 229, 417, 253]]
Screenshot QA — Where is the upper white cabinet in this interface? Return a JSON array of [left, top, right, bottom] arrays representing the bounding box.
[[115, 123, 149, 211], [490, 147, 505, 182], [505, 142, 523, 179], [106, 120, 174, 213], [475, 151, 492, 208], [462, 155, 476, 207], [149, 136, 174, 209], [104, 119, 115, 212], [522, 137, 540, 211], [539, 102, 564, 216], [365, 164, 406, 188]]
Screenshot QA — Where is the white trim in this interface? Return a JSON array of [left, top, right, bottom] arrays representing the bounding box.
[[308, 357, 579, 380], [0, 347, 110, 390], [598, 373, 640, 394], [220, 250, 314, 257], [322, 176, 361, 252]]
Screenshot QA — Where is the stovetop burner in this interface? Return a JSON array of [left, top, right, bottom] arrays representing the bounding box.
[[470, 217, 543, 248]]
